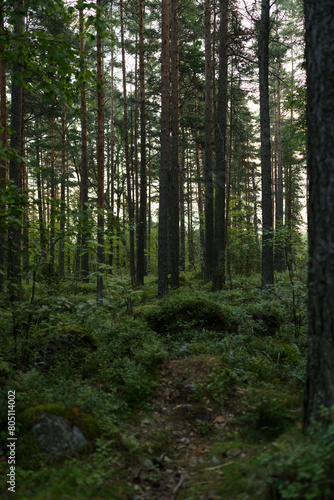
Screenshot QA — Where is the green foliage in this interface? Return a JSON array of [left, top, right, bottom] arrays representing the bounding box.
[[31, 325, 98, 364], [139, 290, 237, 335]]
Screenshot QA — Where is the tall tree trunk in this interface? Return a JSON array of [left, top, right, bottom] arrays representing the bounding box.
[[195, 101, 205, 273], [0, 0, 7, 292], [275, 58, 284, 272], [8, 0, 24, 299], [108, 41, 115, 273], [120, 0, 135, 286], [304, 0, 334, 428], [50, 116, 55, 269], [80, 7, 89, 280], [96, 0, 104, 304], [204, 0, 214, 282], [21, 90, 29, 283], [59, 112, 66, 278], [35, 121, 46, 258], [158, 0, 170, 297], [136, 0, 147, 286], [169, 0, 180, 289], [258, 0, 274, 287], [213, 0, 228, 290], [179, 137, 186, 272]]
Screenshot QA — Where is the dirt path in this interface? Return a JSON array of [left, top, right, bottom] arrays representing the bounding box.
[[123, 355, 235, 500]]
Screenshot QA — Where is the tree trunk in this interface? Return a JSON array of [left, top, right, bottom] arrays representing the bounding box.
[[8, 0, 24, 299], [158, 0, 170, 297], [304, 0, 334, 428], [120, 0, 135, 287], [58, 111, 66, 278], [204, 0, 214, 282], [169, 0, 180, 289], [0, 0, 7, 293], [213, 0, 228, 290], [96, 0, 104, 304], [136, 0, 147, 286], [80, 8, 89, 280], [258, 0, 274, 287]]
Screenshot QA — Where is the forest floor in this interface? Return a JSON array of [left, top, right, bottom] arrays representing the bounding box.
[[117, 354, 279, 500], [3, 273, 332, 499]]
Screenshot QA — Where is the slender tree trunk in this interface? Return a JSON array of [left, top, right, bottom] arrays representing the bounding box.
[[136, 0, 147, 286], [59, 112, 66, 278], [258, 0, 274, 287], [179, 138, 186, 272], [275, 58, 284, 272], [8, 1, 24, 299], [0, 0, 7, 292], [204, 0, 214, 282], [80, 8, 89, 280], [304, 0, 334, 428], [158, 0, 170, 297], [120, 0, 135, 286], [213, 0, 228, 290], [21, 91, 29, 283], [169, 0, 180, 289], [195, 101, 205, 273], [108, 42, 115, 273], [50, 117, 55, 269], [35, 121, 46, 258], [96, 0, 104, 304]]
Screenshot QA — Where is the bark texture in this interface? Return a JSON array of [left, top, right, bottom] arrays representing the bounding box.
[[304, 0, 334, 427], [258, 0, 273, 287]]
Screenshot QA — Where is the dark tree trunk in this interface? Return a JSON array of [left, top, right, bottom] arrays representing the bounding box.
[[0, 0, 7, 293], [96, 0, 104, 304], [80, 8, 89, 281], [8, 1, 24, 299], [258, 0, 274, 287], [108, 42, 115, 274], [50, 117, 55, 269], [58, 112, 66, 278], [304, 0, 334, 428], [136, 0, 147, 286], [213, 0, 228, 290], [204, 0, 214, 282], [169, 0, 180, 289], [158, 0, 170, 297], [275, 59, 284, 273], [120, 0, 135, 287]]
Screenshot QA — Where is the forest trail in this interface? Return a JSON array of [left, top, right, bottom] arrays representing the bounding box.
[[122, 355, 240, 500]]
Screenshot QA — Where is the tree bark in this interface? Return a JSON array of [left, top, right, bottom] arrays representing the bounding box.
[[204, 0, 214, 282], [136, 0, 147, 286], [0, 0, 7, 292], [96, 0, 104, 304], [8, 0, 24, 299], [158, 0, 170, 297], [79, 7, 89, 280], [258, 0, 274, 287], [304, 0, 334, 428], [169, 0, 180, 289], [213, 0, 228, 290]]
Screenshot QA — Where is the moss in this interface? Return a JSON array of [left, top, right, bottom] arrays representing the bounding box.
[[133, 304, 155, 319], [31, 325, 98, 368], [139, 292, 237, 335], [33, 325, 98, 349], [19, 403, 101, 438]]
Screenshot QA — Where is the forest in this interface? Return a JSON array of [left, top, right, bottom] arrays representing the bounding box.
[[1, 0, 334, 498]]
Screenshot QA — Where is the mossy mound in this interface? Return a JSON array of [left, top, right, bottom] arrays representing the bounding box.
[[249, 303, 283, 335], [139, 292, 237, 335], [17, 403, 101, 468], [31, 325, 98, 367]]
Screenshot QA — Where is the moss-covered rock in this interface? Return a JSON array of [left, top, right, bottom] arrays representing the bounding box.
[[138, 292, 237, 335], [17, 403, 101, 467]]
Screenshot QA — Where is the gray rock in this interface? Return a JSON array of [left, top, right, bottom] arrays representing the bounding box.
[[32, 414, 86, 455]]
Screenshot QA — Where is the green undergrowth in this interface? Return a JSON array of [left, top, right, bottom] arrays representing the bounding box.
[[1, 271, 329, 499]]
